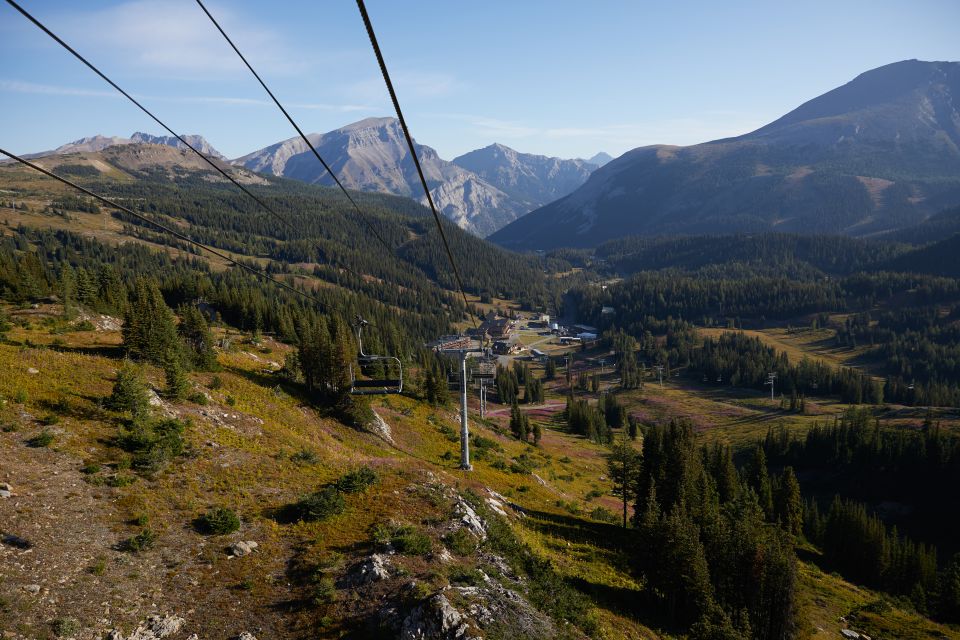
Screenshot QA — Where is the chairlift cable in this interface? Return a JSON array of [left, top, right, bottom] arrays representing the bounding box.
[[354, 0, 478, 331], [194, 0, 395, 255], [0, 148, 330, 309]]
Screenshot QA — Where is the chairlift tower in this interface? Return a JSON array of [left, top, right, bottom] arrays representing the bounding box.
[[437, 338, 486, 471], [654, 365, 665, 388], [766, 372, 777, 401]]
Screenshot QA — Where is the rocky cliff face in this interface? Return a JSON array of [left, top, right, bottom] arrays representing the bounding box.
[[452, 143, 595, 212], [233, 118, 528, 237]]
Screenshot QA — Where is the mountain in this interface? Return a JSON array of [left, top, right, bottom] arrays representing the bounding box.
[[587, 152, 613, 167], [490, 60, 960, 250], [234, 117, 528, 237], [21, 132, 226, 161], [130, 132, 226, 159], [23, 143, 266, 185], [451, 143, 595, 211]]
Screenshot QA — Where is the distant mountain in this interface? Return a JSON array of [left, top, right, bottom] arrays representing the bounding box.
[[22, 132, 225, 161], [451, 143, 595, 211], [490, 60, 960, 250], [130, 132, 226, 160], [23, 143, 265, 185], [234, 117, 527, 237], [587, 152, 613, 167]]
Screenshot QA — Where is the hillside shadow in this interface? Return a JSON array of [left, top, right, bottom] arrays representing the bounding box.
[[518, 506, 631, 550], [48, 343, 125, 359], [222, 364, 312, 405]]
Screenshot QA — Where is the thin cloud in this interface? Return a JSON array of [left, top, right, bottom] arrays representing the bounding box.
[[58, 1, 304, 77], [0, 79, 117, 99], [1, 79, 376, 114]]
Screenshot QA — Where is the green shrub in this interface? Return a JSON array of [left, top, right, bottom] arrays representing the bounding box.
[[52, 617, 81, 638], [226, 395, 236, 406], [106, 473, 136, 488], [40, 414, 60, 426], [187, 391, 208, 405], [311, 575, 337, 605], [448, 567, 484, 586], [391, 525, 432, 556], [72, 319, 95, 331], [26, 430, 54, 448], [81, 462, 102, 475], [292, 487, 346, 522], [89, 556, 107, 576], [585, 489, 604, 501], [13, 389, 27, 404], [589, 506, 618, 524], [334, 467, 378, 494], [443, 528, 477, 556], [125, 528, 156, 552], [195, 507, 241, 535], [120, 417, 187, 474], [291, 448, 319, 464], [209, 375, 223, 390]]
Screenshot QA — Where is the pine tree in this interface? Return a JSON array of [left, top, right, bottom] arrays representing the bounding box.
[[608, 435, 641, 528], [545, 357, 556, 380], [122, 278, 181, 365], [747, 445, 774, 520], [775, 466, 803, 536], [178, 305, 217, 371], [163, 348, 190, 400], [107, 360, 150, 419], [532, 420, 542, 445]]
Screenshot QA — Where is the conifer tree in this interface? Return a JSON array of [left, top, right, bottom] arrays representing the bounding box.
[[107, 360, 150, 419], [608, 435, 641, 528], [178, 305, 217, 371]]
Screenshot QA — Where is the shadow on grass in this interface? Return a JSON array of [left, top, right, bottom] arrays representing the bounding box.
[[48, 343, 125, 359], [518, 506, 632, 550]]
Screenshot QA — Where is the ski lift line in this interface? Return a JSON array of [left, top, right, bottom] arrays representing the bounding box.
[[4, 1, 296, 235], [0, 148, 330, 310], [194, 0, 395, 256], [355, 0, 478, 331], [5, 0, 379, 284]]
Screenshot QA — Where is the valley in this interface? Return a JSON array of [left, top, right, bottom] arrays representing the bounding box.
[[2, 3, 960, 636]]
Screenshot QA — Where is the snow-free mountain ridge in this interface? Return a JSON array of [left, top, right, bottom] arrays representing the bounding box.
[[490, 59, 960, 250]]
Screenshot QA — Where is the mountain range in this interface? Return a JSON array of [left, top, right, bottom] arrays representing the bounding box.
[[26, 121, 600, 237], [490, 59, 960, 249], [233, 118, 597, 236]]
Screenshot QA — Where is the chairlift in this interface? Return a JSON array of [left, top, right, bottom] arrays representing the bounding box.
[[716, 376, 722, 383], [350, 316, 403, 395]]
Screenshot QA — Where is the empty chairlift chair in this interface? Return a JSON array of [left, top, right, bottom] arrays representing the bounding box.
[[350, 317, 403, 395]]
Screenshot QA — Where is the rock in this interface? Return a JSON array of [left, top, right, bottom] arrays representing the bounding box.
[[454, 497, 487, 541], [27, 367, 39, 375], [367, 410, 394, 443], [237, 633, 257, 640], [348, 553, 392, 585], [400, 593, 476, 640], [229, 541, 258, 557], [24, 584, 41, 594], [109, 614, 186, 640], [841, 631, 861, 640]]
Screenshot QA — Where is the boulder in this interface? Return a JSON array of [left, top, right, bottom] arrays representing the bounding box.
[[229, 541, 258, 557]]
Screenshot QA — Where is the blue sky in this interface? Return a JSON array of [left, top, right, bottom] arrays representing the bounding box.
[[2, 0, 958, 161]]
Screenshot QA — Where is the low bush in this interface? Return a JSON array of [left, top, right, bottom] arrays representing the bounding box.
[[334, 467, 378, 494], [443, 528, 477, 556], [589, 506, 618, 524], [124, 528, 156, 552], [26, 430, 54, 448], [291, 487, 346, 522], [391, 525, 432, 556], [195, 507, 241, 535], [52, 617, 81, 638]]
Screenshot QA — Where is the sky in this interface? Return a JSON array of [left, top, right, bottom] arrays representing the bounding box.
[[2, 0, 959, 161]]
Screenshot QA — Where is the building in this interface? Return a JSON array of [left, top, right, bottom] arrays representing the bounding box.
[[478, 311, 515, 340], [427, 335, 472, 351]]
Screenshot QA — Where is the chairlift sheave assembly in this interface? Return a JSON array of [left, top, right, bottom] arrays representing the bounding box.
[[350, 316, 403, 395]]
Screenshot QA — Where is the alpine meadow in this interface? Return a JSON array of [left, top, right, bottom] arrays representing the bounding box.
[[2, 2, 960, 640]]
